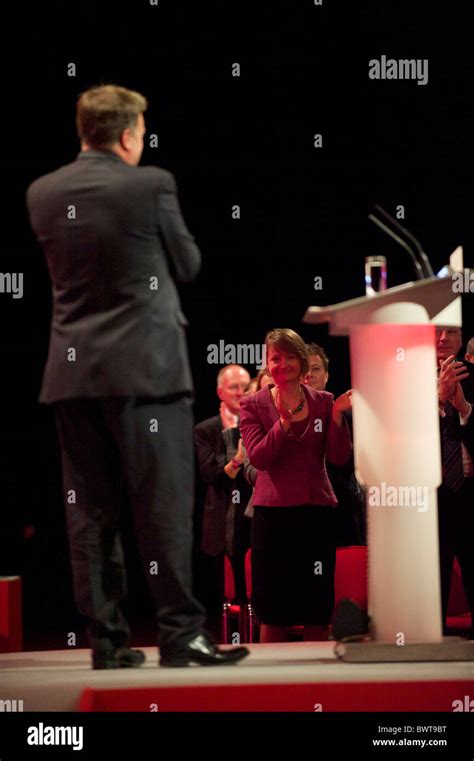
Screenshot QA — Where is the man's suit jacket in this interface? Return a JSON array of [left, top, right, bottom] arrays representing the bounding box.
[[450, 366, 474, 460], [194, 416, 251, 556], [26, 150, 201, 403], [239, 384, 351, 507]]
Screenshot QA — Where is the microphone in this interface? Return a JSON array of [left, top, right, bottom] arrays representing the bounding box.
[[368, 213, 424, 280], [369, 205, 435, 279]]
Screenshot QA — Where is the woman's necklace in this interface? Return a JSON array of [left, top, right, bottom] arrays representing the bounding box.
[[278, 386, 305, 415]]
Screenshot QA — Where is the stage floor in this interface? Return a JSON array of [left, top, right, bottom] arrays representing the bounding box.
[[1, 642, 473, 712]]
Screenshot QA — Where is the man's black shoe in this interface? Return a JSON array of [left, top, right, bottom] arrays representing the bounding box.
[[160, 633, 249, 667], [92, 647, 146, 670]]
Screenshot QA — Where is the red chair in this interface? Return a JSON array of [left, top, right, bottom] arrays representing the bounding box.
[[0, 576, 22, 652], [221, 556, 247, 644], [446, 557, 472, 633], [334, 545, 368, 612], [331, 546, 368, 638], [244, 549, 259, 643], [332, 547, 473, 637]]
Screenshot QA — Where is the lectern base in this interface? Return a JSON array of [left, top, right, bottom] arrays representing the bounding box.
[[334, 637, 474, 662]]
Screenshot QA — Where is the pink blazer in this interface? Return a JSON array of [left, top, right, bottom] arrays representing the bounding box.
[[239, 384, 351, 507]]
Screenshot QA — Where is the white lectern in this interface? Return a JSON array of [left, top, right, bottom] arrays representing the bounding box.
[[304, 268, 474, 661]]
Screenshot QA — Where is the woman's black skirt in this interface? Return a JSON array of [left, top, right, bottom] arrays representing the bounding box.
[[251, 504, 336, 626]]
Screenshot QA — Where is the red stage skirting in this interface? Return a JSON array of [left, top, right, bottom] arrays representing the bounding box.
[[79, 680, 474, 712]]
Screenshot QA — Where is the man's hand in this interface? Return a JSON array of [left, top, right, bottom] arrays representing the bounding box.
[[332, 389, 352, 426], [334, 389, 352, 414], [234, 437, 246, 465], [438, 355, 469, 404], [224, 437, 247, 479], [451, 382, 471, 417]]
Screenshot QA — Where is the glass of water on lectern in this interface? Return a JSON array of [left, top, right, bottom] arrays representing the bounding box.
[[365, 255, 387, 296]]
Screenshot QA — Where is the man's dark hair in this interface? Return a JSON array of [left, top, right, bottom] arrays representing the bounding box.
[[306, 342, 329, 372]]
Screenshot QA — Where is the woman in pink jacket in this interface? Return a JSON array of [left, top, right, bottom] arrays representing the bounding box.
[[239, 328, 352, 642]]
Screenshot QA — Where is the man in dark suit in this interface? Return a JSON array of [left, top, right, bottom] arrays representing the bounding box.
[[436, 326, 474, 638], [26, 84, 248, 668], [465, 337, 474, 364], [194, 365, 252, 633], [304, 343, 366, 545]]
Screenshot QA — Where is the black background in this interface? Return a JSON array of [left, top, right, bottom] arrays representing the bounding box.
[[0, 0, 473, 649]]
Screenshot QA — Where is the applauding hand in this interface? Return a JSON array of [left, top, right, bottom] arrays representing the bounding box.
[[332, 389, 352, 426]]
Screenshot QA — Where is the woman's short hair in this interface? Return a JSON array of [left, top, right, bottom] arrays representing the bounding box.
[[265, 328, 309, 377]]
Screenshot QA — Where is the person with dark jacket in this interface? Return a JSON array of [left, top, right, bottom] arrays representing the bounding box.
[[194, 365, 252, 629], [304, 343, 366, 545], [436, 326, 474, 638], [26, 84, 248, 668]]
